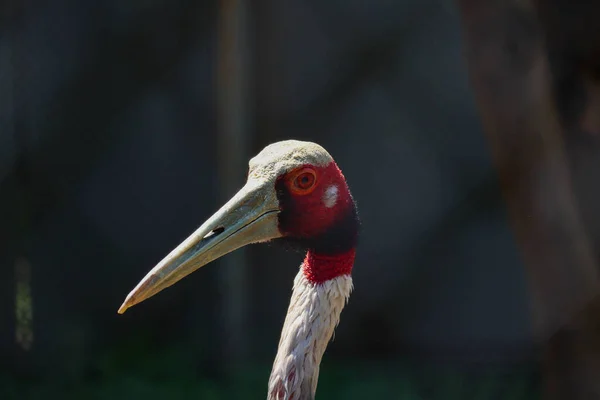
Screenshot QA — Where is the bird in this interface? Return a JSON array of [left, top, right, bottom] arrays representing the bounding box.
[[117, 140, 360, 400]]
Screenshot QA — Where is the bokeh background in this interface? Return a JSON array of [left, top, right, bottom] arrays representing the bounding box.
[[3, 0, 600, 399]]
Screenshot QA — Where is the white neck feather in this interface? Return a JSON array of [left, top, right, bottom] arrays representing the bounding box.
[[267, 270, 353, 400]]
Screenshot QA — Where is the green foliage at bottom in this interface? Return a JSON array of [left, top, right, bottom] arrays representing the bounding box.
[[2, 340, 540, 400]]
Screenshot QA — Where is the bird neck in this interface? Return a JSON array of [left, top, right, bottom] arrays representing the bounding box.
[[302, 248, 355, 284], [267, 256, 354, 400]]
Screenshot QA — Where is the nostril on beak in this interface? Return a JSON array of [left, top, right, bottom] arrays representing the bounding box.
[[203, 227, 225, 240]]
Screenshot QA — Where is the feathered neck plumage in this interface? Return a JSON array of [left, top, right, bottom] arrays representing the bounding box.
[[267, 250, 355, 400]]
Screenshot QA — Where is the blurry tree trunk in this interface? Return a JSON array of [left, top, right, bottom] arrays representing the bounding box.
[[253, 0, 283, 147], [216, 0, 251, 377], [455, 0, 600, 398], [3, 0, 35, 382]]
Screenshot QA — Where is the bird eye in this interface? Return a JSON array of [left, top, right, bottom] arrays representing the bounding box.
[[290, 168, 317, 194], [297, 173, 313, 189]]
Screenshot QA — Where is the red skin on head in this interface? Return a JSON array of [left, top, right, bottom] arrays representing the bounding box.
[[278, 162, 353, 238], [277, 161, 357, 284]]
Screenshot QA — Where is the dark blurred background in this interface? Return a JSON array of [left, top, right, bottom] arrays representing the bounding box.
[[4, 0, 600, 399]]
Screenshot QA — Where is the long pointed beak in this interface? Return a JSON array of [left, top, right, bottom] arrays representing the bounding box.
[[117, 179, 281, 314]]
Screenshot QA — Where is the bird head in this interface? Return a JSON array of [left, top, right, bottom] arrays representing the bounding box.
[[118, 140, 358, 314]]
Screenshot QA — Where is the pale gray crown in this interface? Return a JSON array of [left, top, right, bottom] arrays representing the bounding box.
[[248, 140, 334, 181]]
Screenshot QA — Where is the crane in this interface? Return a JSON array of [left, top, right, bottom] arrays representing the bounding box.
[[117, 140, 360, 400]]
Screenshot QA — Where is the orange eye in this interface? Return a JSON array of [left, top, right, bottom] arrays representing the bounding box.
[[290, 168, 317, 194]]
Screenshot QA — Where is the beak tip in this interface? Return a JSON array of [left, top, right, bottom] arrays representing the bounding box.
[[117, 299, 131, 314]]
